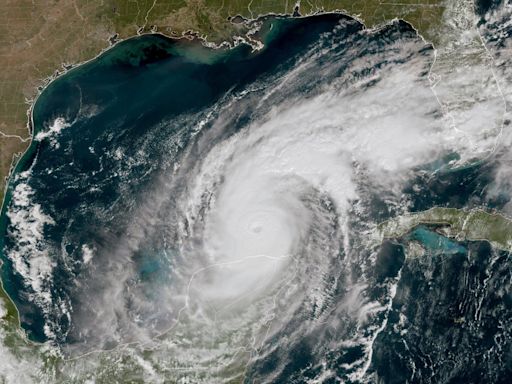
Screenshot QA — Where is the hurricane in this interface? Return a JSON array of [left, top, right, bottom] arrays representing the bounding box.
[[1, 4, 512, 383]]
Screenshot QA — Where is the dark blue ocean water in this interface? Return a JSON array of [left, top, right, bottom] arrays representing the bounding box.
[[2, 14, 359, 343], [0, 13, 511, 383]]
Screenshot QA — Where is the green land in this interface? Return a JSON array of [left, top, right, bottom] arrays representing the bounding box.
[[2, 2, 512, 380], [0, 0, 447, 329], [379, 207, 512, 252]]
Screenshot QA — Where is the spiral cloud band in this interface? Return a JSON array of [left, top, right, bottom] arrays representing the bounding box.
[[2, 8, 511, 383]]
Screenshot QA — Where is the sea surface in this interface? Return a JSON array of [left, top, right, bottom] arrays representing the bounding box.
[[0, 13, 511, 383]]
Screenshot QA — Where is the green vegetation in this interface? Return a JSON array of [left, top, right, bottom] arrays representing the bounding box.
[[379, 207, 512, 252], [109, 0, 445, 43]]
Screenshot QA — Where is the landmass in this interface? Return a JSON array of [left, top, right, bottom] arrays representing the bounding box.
[[0, 0, 444, 345], [0, 2, 510, 380], [0, 0, 500, 330], [0, 0, 446, 206], [378, 207, 512, 252]]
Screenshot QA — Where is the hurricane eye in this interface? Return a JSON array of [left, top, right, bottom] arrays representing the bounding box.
[[1, 6, 511, 384]]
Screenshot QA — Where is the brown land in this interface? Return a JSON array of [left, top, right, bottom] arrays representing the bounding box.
[[0, 0, 445, 204]]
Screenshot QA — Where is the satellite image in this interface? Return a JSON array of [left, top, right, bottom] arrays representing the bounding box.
[[0, 0, 511, 383]]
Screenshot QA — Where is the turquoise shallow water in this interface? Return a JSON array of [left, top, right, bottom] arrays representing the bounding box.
[[407, 226, 467, 255], [0, 12, 511, 383], [0, 14, 355, 343]]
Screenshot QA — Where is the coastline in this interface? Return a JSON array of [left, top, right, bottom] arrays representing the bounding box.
[[0, 9, 430, 214], [0, 2, 509, 382], [0, 8, 441, 354]]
